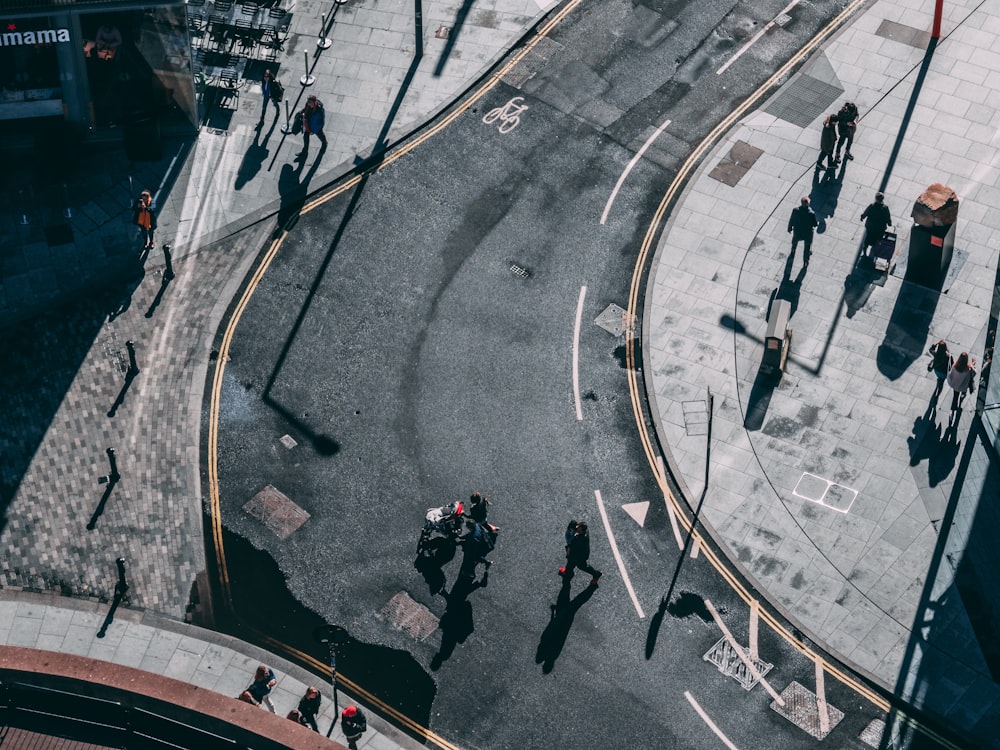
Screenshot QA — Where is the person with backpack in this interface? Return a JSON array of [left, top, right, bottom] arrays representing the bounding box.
[[834, 101, 859, 163], [340, 705, 367, 750], [258, 69, 283, 126], [928, 339, 952, 402], [296, 685, 321, 731], [297, 95, 327, 159], [559, 521, 602, 587]]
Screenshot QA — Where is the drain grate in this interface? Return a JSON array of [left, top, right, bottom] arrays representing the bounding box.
[[377, 592, 439, 641], [703, 636, 773, 691], [243, 485, 310, 539], [510, 263, 531, 279], [859, 718, 886, 747], [770, 681, 844, 740]]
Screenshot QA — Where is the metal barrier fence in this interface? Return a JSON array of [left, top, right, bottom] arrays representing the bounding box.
[[0, 676, 271, 750]]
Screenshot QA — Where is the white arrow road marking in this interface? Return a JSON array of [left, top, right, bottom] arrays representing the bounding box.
[[621, 501, 649, 527]]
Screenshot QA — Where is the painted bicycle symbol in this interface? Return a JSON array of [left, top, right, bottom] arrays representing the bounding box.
[[482, 96, 529, 134]]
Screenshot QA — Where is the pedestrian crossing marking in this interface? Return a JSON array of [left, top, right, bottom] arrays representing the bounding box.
[[622, 501, 649, 527]]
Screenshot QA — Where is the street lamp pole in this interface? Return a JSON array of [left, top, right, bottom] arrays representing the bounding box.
[[315, 625, 349, 738], [932, 0, 943, 38]]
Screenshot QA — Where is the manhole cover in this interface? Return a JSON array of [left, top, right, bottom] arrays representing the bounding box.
[[595, 303, 636, 338], [243, 485, 310, 539], [682, 400, 709, 436], [377, 592, 439, 641], [770, 681, 844, 740]]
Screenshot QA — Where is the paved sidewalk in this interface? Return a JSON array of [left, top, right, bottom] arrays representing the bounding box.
[[645, 0, 1000, 744], [0, 0, 555, 329], [0, 591, 422, 750]]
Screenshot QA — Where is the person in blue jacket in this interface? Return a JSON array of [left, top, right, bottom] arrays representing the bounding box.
[[297, 95, 327, 158]]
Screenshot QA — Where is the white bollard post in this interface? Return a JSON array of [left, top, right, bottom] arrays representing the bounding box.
[[317, 12, 332, 48], [280, 99, 293, 134], [815, 659, 830, 735], [300, 51, 316, 86], [749, 598, 759, 662]]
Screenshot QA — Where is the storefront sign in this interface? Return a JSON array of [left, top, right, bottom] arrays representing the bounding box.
[[2, 23, 70, 46]]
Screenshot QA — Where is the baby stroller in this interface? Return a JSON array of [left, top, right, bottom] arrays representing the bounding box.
[[415, 500, 465, 557]]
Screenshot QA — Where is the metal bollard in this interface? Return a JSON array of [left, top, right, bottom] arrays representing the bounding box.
[[317, 12, 332, 48], [300, 51, 316, 86]]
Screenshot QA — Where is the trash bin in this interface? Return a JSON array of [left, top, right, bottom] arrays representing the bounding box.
[[907, 183, 958, 288]]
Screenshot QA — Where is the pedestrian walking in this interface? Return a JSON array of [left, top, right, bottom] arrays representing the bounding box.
[[297, 685, 321, 732], [296, 95, 327, 159], [946, 352, 976, 411], [468, 492, 490, 524], [928, 339, 952, 401], [131, 189, 157, 250], [787, 197, 818, 256], [244, 664, 277, 712], [559, 521, 602, 587], [817, 113, 838, 169], [340, 705, 367, 750], [860, 192, 892, 256], [834, 101, 859, 163], [458, 520, 494, 581], [258, 69, 283, 125]]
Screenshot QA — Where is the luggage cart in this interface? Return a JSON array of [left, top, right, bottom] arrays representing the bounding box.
[[872, 230, 896, 272]]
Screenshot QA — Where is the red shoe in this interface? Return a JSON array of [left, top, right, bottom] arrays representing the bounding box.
[[558, 567, 566, 576]]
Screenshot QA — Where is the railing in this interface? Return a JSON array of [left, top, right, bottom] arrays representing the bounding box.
[[0, 676, 283, 750]]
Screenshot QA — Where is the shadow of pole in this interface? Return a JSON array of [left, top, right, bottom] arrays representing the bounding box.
[[880, 416, 978, 750], [433, 0, 473, 77], [646, 389, 713, 658]]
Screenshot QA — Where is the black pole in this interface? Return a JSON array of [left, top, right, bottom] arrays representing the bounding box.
[[325, 642, 338, 737]]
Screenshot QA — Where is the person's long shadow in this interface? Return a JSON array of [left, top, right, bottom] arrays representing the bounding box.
[[928, 410, 962, 487], [534, 578, 596, 673], [430, 575, 484, 670], [810, 160, 845, 234], [235, 117, 278, 190], [414, 538, 458, 596]]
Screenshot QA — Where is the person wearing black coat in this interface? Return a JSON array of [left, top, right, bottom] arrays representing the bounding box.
[[559, 521, 602, 586], [787, 196, 818, 255], [341, 705, 367, 750], [860, 192, 891, 255], [297, 686, 321, 731]]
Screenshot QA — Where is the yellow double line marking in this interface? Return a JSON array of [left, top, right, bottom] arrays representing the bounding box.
[[625, 1, 961, 747], [207, 0, 956, 747]]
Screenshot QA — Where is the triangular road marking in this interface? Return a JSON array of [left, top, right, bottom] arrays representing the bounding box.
[[622, 501, 649, 527]]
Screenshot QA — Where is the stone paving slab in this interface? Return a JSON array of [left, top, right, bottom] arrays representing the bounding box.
[[645, 0, 1000, 742]]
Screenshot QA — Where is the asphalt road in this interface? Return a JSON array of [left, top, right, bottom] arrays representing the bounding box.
[[208, 0, 907, 747]]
